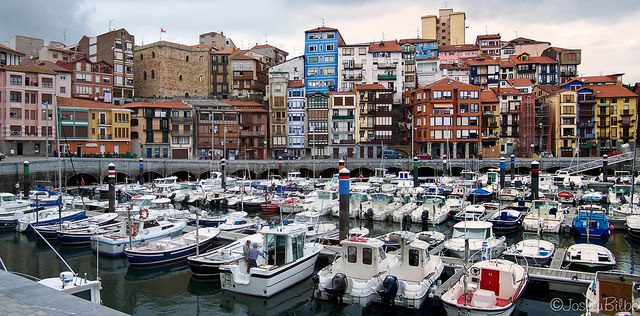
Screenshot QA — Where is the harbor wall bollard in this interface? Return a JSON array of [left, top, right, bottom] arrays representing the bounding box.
[[338, 160, 350, 242], [221, 158, 227, 190], [531, 160, 540, 200], [413, 157, 419, 188], [23, 161, 30, 199], [108, 163, 116, 213], [602, 154, 608, 182], [510, 154, 516, 181], [139, 158, 144, 185], [499, 157, 506, 189]]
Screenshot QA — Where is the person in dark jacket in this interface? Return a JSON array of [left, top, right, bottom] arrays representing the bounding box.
[[247, 244, 266, 273]]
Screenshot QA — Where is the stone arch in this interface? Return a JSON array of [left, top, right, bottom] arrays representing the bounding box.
[[319, 167, 338, 179], [151, 51, 156, 58], [450, 167, 464, 176], [102, 171, 130, 183], [479, 166, 493, 173], [172, 170, 196, 182], [351, 167, 374, 178], [179, 74, 183, 81], [231, 170, 256, 179], [298, 167, 314, 178], [143, 171, 163, 183], [184, 92, 190, 98], [545, 166, 563, 174], [387, 167, 403, 176], [139, 53, 144, 61], [199, 171, 213, 179], [199, 55, 204, 63], [151, 69, 155, 79], [418, 167, 436, 177], [259, 168, 281, 179], [186, 55, 189, 62], [67, 173, 99, 186], [515, 167, 531, 175]]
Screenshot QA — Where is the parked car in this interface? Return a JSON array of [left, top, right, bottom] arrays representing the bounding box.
[[382, 149, 403, 159], [0, 152, 4, 161], [416, 153, 433, 160]]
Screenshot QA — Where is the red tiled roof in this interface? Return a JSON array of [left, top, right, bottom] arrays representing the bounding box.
[[476, 34, 501, 40], [590, 85, 638, 98], [222, 100, 265, 106], [305, 26, 338, 33], [398, 38, 436, 44], [57, 97, 131, 110], [633, 83, 640, 96], [252, 44, 274, 49], [480, 90, 499, 103], [0, 64, 57, 75], [354, 83, 388, 91], [329, 91, 356, 95], [506, 78, 533, 86], [569, 74, 622, 85], [493, 87, 522, 95], [464, 56, 500, 66], [0, 43, 24, 56], [190, 44, 211, 49], [288, 80, 304, 88], [124, 100, 191, 109], [536, 84, 559, 94], [438, 44, 479, 52], [22, 60, 71, 73], [368, 41, 401, 52], [509, 54, 557, 65], [498, 59, 515, 68], [212, 48, 238, 55], [426, 78, 479, 90]]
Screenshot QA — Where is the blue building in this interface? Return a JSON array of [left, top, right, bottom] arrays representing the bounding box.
[[415, 40, 438, 59], [287, 80, 307, 158], [304, 26, 345, 94]]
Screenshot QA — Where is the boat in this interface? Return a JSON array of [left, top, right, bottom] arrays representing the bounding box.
[[572, 205, 611, 238], [361, 193, 401, 221], [0, 192, 31, 216], [124, 227, 220, 266], [368, 168, 390, 185], [522, 200, 564, 233], [219, 223, 323, 297], [411, 195, 448, 225], [439, 259, 528, 316], [317, 226, 370, 245], [502, 239, 555, 266], [313, 237, 392, 306], [15, 208, 87, 232], [189, 211, 247, 228], [332, 191, 368, 219], [376, 239, 444, 309], [444, 197, 470, 216], [391, 199, 420, 223], [626, 214, 640, 240], [497, 187, 519, 202], [467, 187, 494, 203], [218, 213, 260, 232], [608, 184, 638, 207], [414, 231, 446, 248], [292, 211, 336, 239], [34, 213, 119, 240], [91, 218, 187, 256], [556, 191, 575, 204], [453, 204, 486, 222], [564, 243, 616, 269], [57, 222, 121, 246], [487, 208, 523, 232], [187, 233, 263, 277], [280, 197, 305, 214], [308, 190, 338, 216], [580, 191, 605, 206], [443, 221, 506, 262], [378, 231, 416, 252], [584, 271, 640, 316]]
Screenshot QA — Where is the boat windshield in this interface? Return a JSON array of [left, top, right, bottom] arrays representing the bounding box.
[[372, 194, 392, 203], [533, 200, 558, 213], [2, 195, 16, 202], [461, 171, 475, 180], [614, 185, 632, 195], [423, 197, 444, 206], [132, 198, 151, 207], [318, 191, 334, 200], [452, 227, 488, 240]]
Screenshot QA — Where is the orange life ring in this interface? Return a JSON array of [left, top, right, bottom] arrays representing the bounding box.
[[127, 223, 137, 236], [350, 237, 367, 242], [139, 207, 149, 220]]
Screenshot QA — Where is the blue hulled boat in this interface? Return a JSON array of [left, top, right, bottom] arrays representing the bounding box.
[[571, 206, 611, 238], [15, 209, 87, 232], [488, 208, 524, 232], [466, 187, 494, 203], [124, 227, 220, 266]]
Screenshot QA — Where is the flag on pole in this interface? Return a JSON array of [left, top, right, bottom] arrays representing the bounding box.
[[160, 28, 166, 33]]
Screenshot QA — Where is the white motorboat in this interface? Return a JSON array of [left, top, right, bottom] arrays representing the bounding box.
[[368, 168, 390, 185], [626, 214, 640, 240], [391, 200, 420, 223], [219, 223, 323, 297], [414, 231, 446, 248], [361, 193, 401, 221], [124, 227, 220, 266], [307, 190, 338, 216], [608, 184, 638, 207], [497, 187, 520, 202], [378, 231, 416, 252], [188, 233, 263, 276], [218, 213, 260, 232], [439, 259, 528, 316], [293, 211, 336, 239], [376, 239, 444, 309], [313, 237, 392, 307], [332, 191, 368, 219], [564, 243, 616, 269], [15, 208, 87, 232], [444, 197, 470, 216], [502, 239, 555, 266], [91, 218, 187, 256], [280, 197, 305, 214], [34, 212, 119, 239], [443, 221, 506, 262], [391, 171, 414, 188], [0, 192, 31, 216], [522, 199, 564, 233], [584, 271, 640, 316], [453, 204, 486, 222]]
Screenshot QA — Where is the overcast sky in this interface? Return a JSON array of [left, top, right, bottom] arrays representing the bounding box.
[[2, 0, 639, 84]]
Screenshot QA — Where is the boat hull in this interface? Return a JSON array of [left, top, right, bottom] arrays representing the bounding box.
[[125, 237, 216, 266], [17, 211, 87, 232]]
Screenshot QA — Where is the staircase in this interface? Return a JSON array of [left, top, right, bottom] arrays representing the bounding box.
[[556, 151, 635, 175]]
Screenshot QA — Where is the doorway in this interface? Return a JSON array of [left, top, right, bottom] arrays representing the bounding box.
[[17, 143, 23, 155], [76, 144, 82, 157]]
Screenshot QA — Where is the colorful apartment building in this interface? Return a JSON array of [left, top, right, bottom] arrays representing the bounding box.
[[438, 44, 479, 65], [329, 91, 357, 158], [480, 90, 500, 158], [510, 53, 559, 85], [56, 97, 131, 156], [287, 80, 306, 158], [267, 72, 289, 158], [57, 58, 113, 101], [0, 43, 24, 66], [399, 38, 439, 90], [467, 56, 501, 90], [306, 92, 330, 158], [542, 47, 581, 83], [189, 99, 240, 159], [229, 100, 268, 160], [304, 27, 345, 94], [0, 65, 57, 156], [476, 34, 502, 57], [23, 60, 72, 98], [404, 78, 481, 159], [231, 52, 268, 100], [421, 8, 466, 46], [356, 84, 394, 158]]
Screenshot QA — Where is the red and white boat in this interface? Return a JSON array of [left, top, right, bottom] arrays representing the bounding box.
[[556, 191, 575, 204], [439, 259, 528, 316]]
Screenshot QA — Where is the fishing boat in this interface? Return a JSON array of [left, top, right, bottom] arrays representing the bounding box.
[[378, 231, 416, 252], [487, 208, 523, 232], [361, 193, 400, 222], [218, 213, 260, 232], [0, 192, 31, 216], [584, 271, 640, 316], [124, 227, 220, 266], [572, 206, 611, 238], [608, 184, 638, 206], [219, 223, 323, 297], [308, 190, 338, 216], [497, 187, 520, 202], [411, 195, 448, 225], [439, 259, 528, 316], [57, 222, 121, 246], [391, 199, 420, 223], [187, 233, 263, 277], [34, 213, 119, 240], [91, 218, 187, 256], [564, 243, 616, 269], [502, 239, 555, 266], [522, 200, 564, 233], [280, 197, 305, 214], [313, 237, 392, 306], [414, 230, 446, 248], [453, 204, 486, 222], [443, 221, 506, 262], [15, 208, 87, 232], [556, 191, 575, 204], [376, 239, 444, 309]]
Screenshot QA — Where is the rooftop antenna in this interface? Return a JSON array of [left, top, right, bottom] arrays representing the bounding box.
[[444, 1, 448, 8], [264, 33, 268, 44], [382, 32, 385, 41], [108, 19, 113, 32], [63, 29, 67, 43], [485, 26, 488, 35], [141, 35, 144, 46], [515, 31, 518, 38], [321, 18, 325, 27]]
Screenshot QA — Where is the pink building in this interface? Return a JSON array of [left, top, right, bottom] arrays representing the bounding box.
[[0, 65, 57, 156], [438, 44, 479, 65]]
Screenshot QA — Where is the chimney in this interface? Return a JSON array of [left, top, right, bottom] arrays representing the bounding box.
[[220, 31, 224, 36]]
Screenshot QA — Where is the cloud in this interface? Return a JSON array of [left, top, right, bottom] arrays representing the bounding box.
[[1, 0, 639, 83]]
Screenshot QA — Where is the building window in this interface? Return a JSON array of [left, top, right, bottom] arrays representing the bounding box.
[[151, 69, 155, 79], [308, 45, 317, 52], [326, 44, 334, 51], [179, 74, 183, 81], [151, 51, 156, 58], [9, 75, 22, 86], [10, 91, 21, 102], [199, 75, 204, 82], [143, 71, 147, 80], [186, 55, 190, 62]]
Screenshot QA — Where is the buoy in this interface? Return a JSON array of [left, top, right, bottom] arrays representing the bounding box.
[[609, 224, 615, 233]]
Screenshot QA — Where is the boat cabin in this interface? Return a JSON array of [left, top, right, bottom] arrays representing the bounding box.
[[461, 169, 476, 181], [531, 200, 560, 216], [486, 170, 499, 185], [392, 239, 433, 281], [150, 198, 172, 210], [339, 238, 387, 280], [317, 190, 338, 201], [261, 224, 308, 266], [370, 193, 395, 204], [374, 168, 389, 178], [131, 195, 154, 207], [451, 221, 494, 240]]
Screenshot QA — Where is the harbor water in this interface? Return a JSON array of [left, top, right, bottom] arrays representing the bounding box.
[[4, 207, 635, 316]]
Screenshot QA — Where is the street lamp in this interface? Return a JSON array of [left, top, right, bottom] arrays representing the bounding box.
[[43, 101, 49, 158]]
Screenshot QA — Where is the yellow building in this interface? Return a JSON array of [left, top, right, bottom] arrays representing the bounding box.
[[57, 97, 132, 155], [480, 90, 500, 158], [421, 8, 466, 46], [593, 85, 638, 154]]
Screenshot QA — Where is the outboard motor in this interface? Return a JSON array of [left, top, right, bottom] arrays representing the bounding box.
[[326, 273, 347, 303], [378, 275, 399, 307], [169, 192, 176, 201], [402, 214, 411, 228], [421, 209, 430, 231], [364, 208, 374, 221], [181, 194, 190, 205], [220, 198, 228, 210]]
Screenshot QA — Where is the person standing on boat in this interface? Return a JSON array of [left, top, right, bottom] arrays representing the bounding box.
[[247, 243, 266, 273], [243, 240, 251, 261]]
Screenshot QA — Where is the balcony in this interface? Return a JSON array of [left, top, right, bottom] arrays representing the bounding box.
[[377, 74, 396, 80], [9, 130, 22, 136], [578, 121, 595, 127], [579, 142, 594, 149], [332, 115, 355, 120], [622, 110, 633, 116], [171, 116, 193, 123], [578, 110, 594, 117], [98, 134, 112, 140], [561, 70, 577, 77], [343, 74, 364, 81], [598, 110, 610, 116], [578, 95, 596, 102], [377, 62, 397, 69], [342, 62, 363, 69], [97, 120, 111, 126], [334, 139, 356, 145], [172, 130, 192, 136], [240, 130, 265, 137]]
